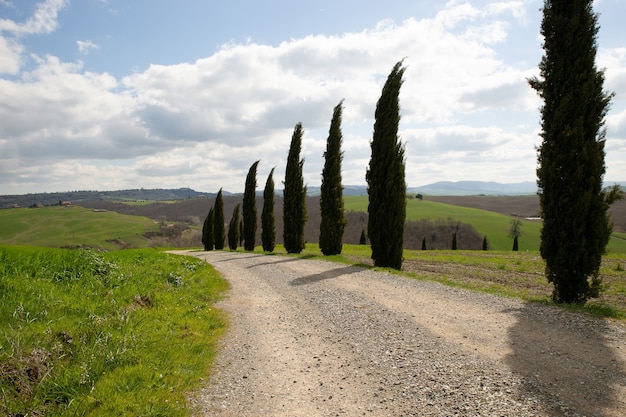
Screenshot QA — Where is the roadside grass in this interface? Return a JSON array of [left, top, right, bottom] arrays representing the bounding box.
[[257, 244, 626, 320], [0, 245, 228, 417], [0, 206, 160, 250]]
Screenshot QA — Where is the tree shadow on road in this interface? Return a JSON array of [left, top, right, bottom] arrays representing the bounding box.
[[505, 302, 626, 416], [289, 265, 363, 286]]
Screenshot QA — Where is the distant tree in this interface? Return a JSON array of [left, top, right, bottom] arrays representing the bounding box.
[[227, 203, 240, 250], [367, 60, 407, 270], [319, 100, 347, 256], [283, 123, 307, 254], [202, 206, 214, 251], [529, 0, 620, 303], [239, 221, 244, 247], [421, 237, 427, 251], [243, 160, 260, 251], [213, 188, 225, 250], [359, 229, 367, 245], [509, 219, 523, 252], [482, 236, 489, 251], [452, 233, 458, 250], [261, 167, 276, 252]]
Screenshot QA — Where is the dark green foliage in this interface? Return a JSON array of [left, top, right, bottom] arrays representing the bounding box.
[[319, 100, 347, 255], [483, 236, 489, 251], [366, 61, 407, 269], [228, 204, 240, 250], [202, 207, 215, 251], [529, 0, 614, 303], [360, 229, 367, 245], [283, 123, 307, 254], [421, 237, 427, 251], [512, 236, 519, 252], [213, 188, 225, 250], [452, 233, 457, 250], [239, 221, 244, 247], [261, 168, 276, 252], [243, 160, 260, 251]]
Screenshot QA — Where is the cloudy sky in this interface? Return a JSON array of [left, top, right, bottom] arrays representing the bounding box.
[[1, 0, 625, 194]]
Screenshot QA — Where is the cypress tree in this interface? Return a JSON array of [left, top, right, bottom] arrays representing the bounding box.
[[452, 233, 457, 250], [201, 206, 214, 251], [319, 100, 347, 255], [421, 237, 427, 251], [366, 61, 407, 270], [283, 123, 307, 254], [482, 236, 489, 251], [243, 160, 260, 251], [359, 229, 367, 245], [529, 0, 617, 303], [228, 203, 240, 250], [512, 236, 519, 252], [213, 188, 225, 250], [261, 167, 276, 252]]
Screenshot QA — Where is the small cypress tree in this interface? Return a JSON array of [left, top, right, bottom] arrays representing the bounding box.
[[452, 233, 457, 250], [243, 160, 260, 251], [261, 168, 276, 252], [213, 188, 225, 250], [482, 236, 489, 251], [529, 0, 619, 303], [319, 100, 347, 255], [422, 237, 427, 251], [359, 229, 367, 245], [227, 203, 240, 250], [366, 60, 407, 270], [512, 236, 519, 252], [283, 123, 307, 254], [202, 206, 214, 251]]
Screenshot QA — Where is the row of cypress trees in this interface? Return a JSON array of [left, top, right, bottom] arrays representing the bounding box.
[[201, 61, 407, 267]]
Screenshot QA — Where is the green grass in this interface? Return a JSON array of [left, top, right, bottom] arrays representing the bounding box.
[[345, 196, 626, 253], [0, 245, 229, 416], [0, 206, 160, 250]]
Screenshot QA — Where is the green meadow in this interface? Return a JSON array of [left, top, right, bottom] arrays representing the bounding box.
[[345, 196, 626, 253], [0, 206, 160, 250]]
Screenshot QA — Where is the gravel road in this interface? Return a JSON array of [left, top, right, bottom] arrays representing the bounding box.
[[173, 250, 626, 417]]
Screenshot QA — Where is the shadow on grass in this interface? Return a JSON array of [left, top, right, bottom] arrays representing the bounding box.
[[289, 265, 364, 286], [505, 302, 625, 416]]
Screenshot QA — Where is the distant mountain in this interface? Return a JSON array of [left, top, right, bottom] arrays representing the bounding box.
[[0, 188, 218, 208], [408, 181, 538, 196]]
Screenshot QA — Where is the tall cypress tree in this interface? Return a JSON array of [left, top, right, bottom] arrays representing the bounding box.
[[243, 160, 260, 251], [227, 203, 240, 250], [529, 0, 617, 303], [366, 61, 407, 270], [319, 100, 347, 256], [261, 167, 276, 252], [202, 206, 214, 251], [213, 188, 225, 250], [283, 123, 307, 254]]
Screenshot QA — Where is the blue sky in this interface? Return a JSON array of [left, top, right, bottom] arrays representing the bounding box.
[[1, 0, 625, 194]]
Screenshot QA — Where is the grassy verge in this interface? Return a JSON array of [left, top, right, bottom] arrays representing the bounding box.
[[0, 246, 228, 416], [254, 244, 626, 320]]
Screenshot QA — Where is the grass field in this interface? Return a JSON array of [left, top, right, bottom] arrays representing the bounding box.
[[0, 245, 228, 416], [345, 196, 626, 253], [0, 206, 160, 250]]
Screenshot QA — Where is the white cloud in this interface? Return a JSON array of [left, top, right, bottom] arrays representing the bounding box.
[[0, 0, 68, 35], [1, 0, 625, 194], [77, 40, 99, 55]]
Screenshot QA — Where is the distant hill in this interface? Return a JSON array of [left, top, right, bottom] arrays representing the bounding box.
[[0, 188, 218, 208], [408, 181, 538, 196]]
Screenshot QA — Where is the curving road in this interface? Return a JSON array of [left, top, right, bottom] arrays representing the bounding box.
[[173, 250, 626, 417]]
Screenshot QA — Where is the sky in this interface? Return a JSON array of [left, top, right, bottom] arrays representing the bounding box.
[[0, 0, 625, 195]]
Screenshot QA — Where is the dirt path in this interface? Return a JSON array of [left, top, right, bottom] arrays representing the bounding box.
[[173, 250, 626, 417]]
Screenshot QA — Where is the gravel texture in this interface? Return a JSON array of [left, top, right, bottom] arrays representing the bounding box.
[[173, 251, 626, 417]]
